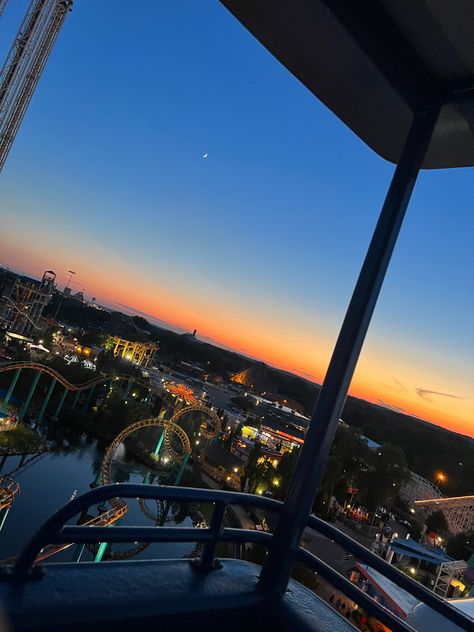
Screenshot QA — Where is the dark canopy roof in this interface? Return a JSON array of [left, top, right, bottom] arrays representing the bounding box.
[[221, 0, 474, 169]]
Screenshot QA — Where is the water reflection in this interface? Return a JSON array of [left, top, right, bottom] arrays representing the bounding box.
[[0, 419, 193, 563]]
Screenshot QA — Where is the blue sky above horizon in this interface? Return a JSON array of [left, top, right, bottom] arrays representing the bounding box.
[[0, 1, 473, 436]]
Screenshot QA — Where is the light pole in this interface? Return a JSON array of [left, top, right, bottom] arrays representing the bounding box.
[[434, 472, 446, 493], [53, 270, 76, 320]]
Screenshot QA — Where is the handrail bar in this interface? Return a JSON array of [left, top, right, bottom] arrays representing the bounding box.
[[297, 548, 416, 632], [12, 484, 281, 575], [306, 515, 471, 629], [9, 484, 474, 631]]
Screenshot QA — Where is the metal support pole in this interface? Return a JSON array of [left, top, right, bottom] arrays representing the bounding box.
[[82, 384, 96, 411], [258, 108, 439, 595], [71, 390, 80, 410], [174, 453, 190, 486], [153, 429, 164, 456], [94, 540, 108, 563], [72, 543, 85, 563], [37, 379, 56, 421], [19, 371, 41, 421], [123, 379, 132, 400], [0, 368, 21, 413], [52, 387, 68, 420], [0, 455, 7, 473], [0, 507, 10, 532]]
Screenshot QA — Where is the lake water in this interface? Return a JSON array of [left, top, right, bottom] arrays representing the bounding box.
[[0, 421, 194, 563]]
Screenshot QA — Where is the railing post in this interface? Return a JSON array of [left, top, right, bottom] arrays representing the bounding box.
[[19, 371, 41, 421], [37, 378, 56, 421], [0, 368, 21, 413], [198, 502, 226, 570], [258, 108, 439, 595]]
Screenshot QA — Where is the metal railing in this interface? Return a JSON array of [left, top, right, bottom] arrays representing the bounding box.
[[8, 484, 473, 632]]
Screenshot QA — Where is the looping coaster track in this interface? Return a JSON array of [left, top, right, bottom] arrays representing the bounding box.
[[169, 405, 221, 441]]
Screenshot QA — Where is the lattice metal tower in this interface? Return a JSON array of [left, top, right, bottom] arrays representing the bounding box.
[[0, 1, 10, 18], [0, 0, 73, 173]]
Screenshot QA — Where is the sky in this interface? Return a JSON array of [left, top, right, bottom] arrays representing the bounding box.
[[0, 1, 473, 437]]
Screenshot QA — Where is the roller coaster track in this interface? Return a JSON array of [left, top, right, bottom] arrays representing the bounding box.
[[0, 476, 19, 511], [169, 405, 221, 441], [92, 418, 191, 560], [0, 362, 152, 393]]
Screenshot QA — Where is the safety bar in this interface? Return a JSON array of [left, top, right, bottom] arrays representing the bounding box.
[[9, 484, 473, 631]]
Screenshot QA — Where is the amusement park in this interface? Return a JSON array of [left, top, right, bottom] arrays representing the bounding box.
[[0, 1, 473, 631]]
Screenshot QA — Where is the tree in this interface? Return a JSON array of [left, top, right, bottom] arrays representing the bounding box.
[[447, 530, 474, 561], [357, 442, 409, 511], [230, 395, 255, 413], [77, 330, 105, 348], [242, 442, 263, 493], [426, 510, 449, 535], [274, 448, 300, 500]]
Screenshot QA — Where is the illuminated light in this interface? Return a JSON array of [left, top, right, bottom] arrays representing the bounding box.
[[409, 567, 416, 575], [132, 392, 137, 397], [393, 532, 398, 538], [410, 508, 415, 514], [437, 536, 443, 543], [233, 467, 238, 473], [163, 457, 169, 464], [39, 339, 44, 344], [195, 440, 200, 445], [226, 476, 231, 481], [272, 478, 280, 487], [451, 579, 465, 591]]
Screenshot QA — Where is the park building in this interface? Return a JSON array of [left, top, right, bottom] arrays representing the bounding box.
[[106, 335, 158, 368]]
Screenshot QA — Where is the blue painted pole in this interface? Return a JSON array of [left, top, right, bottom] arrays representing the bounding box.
[[0, 368, 21, 413], [37, 379, 56, 421], [52, 387, 68, 420], [82, 384, 96, 411], [71, 390, 80, 410], [19, 371, 41, 421]]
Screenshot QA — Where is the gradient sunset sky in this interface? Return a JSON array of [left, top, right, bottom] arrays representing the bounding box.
[[1, 1, 473, 437]]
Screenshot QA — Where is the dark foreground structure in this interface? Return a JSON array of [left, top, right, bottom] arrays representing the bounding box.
[[0, 2, 473, 631]]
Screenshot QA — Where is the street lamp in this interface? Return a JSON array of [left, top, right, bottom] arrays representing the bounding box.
[[53, 270, 76, 319]]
